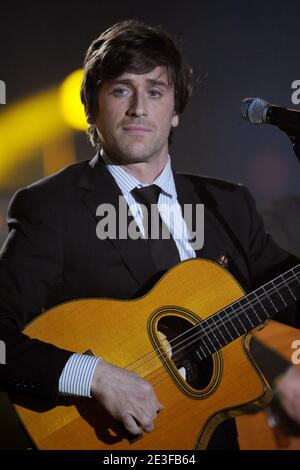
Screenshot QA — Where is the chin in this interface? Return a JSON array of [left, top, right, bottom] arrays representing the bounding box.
[[118, 146, 155, 163], [121, 155, 149, 164]]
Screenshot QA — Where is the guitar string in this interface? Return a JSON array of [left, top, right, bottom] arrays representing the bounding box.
[[127, 271, 299, 377], [124, 270, 300, 377], [136, 274, 300, 382], [128, 270, 299, 372], [135, 272, 300, 390]]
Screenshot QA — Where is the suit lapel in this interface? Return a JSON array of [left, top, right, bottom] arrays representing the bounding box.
[[173, 171, 227, 262], [78, 153, 158, 285], [78, 154, 248, 293], [78, 155, 226, 281]]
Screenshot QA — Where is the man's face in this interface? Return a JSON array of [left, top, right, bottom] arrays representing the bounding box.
[[94, 65, 179, 165]]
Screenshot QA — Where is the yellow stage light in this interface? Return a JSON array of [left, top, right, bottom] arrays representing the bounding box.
[[59, 69, 87, 130], [0, 89, 68, 184], [0, 69, 88, 190]]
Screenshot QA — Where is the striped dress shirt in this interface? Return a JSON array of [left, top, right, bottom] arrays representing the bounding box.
[[58, 155, 196, 396]]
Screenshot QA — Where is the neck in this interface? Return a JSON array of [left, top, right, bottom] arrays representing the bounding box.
[[121, 156, 168, 184], [102, 150, 169, 184]]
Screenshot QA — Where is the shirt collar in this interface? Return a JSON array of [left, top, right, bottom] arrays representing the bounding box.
[[102, 151, 177, 200]]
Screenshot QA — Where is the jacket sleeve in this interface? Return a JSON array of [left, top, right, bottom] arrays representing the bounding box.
[[0, 187, 73, 403], [240, 185, 300, 328]]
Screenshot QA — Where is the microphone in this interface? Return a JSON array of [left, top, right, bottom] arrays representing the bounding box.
[[241, 97, 300, 162], [240, 97, 300, 136]]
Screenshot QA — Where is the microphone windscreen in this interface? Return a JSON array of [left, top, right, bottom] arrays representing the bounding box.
[[240, 97, 269, 124]]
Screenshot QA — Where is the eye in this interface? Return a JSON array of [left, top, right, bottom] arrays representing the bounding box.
[[112, 88, 128, 96], [148, 90, 162, 98]]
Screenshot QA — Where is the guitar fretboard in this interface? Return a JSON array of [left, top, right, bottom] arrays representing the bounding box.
[[186, 264, 300, 360]]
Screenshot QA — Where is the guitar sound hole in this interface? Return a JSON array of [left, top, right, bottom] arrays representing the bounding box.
[[157, 316, 213, 390]]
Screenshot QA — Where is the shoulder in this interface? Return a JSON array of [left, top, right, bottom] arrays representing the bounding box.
[[10, 159, 89, 200], [175, 171, 260, 226], [177, 171, 243, 192], [27, 159, 89, 194], [8, 159, 90, 217], [176, 171, 250, 203]]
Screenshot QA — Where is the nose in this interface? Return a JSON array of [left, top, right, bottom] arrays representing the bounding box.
[[126, 91, 148, 118]]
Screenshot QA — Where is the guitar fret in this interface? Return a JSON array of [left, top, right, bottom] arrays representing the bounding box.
[[224, 306, 241, 337], [194, 263, 300, 356], [194, 348, 205, 361], [293, 265, 300, 274], [267, 290, 282, 313], [252, 289, 270, 318], [273, 277, 295, 305], [218, 325, 232, 343], [292, 266, 300, 287], [209, 314, 231, 345], [192, 328, 207, 359], [201, 340, 214, 356], [198, 323, 215, 356], [252, 300, 270, 322], [203, 316, 224, 350], [262, 287, 279, 313], [176, 326, 209, 362], [237, 299, 255, 329], [214, 311, 234, 342], [284, 266, 300, 281], [270, 280, 287, 308], [246, 292, 265, 323], [228, 303, 247, 334], [278, 283, 296, 304], [289, 268, 300, 301], [291, 273, 300, 286], [290, 278, 300, 298], [186, 327, 208, 359], [280, 274, 297, 301]]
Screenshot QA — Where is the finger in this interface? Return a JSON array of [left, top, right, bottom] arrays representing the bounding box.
[[143, 424, 154, 433], [157, 401, 164, 412], [122, 414, 142, 436], [141, 420, 154, 433], [137, 414, 154, 433]]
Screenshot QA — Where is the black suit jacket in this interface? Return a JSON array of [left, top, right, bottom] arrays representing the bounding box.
[[0, 153, 299, 447]]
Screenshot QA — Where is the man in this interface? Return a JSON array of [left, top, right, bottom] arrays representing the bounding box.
[[0, 19, 299, 449]]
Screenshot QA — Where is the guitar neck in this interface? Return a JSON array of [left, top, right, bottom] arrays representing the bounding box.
[[193, 263, 300, 359]]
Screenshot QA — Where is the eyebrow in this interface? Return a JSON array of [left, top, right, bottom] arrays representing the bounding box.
[[108, 78, 170, 88]]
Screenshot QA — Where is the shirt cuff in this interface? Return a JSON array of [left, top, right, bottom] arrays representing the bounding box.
[[58, 353, 100, 397]]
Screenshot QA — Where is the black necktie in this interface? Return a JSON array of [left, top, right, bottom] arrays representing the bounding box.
[[131, 184, 180, 272]]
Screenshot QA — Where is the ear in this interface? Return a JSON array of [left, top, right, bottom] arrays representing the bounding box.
[[171, 112, 179, 128]]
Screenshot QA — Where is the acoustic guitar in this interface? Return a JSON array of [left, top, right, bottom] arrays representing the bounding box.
[[12, 258, 300, 449]]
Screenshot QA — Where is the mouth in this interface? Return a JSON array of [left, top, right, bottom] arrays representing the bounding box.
[[122, 126, 152, 133]]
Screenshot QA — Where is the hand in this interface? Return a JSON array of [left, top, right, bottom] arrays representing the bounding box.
[[277, 366, 300, 425], [90, 360, 163, 435]]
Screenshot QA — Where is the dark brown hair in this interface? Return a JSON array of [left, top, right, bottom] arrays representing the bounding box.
[[80, 19, 193, 148]]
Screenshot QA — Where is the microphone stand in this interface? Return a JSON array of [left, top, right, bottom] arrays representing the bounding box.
[[288, 134, 300, 163], [277, 122, 300, 163]]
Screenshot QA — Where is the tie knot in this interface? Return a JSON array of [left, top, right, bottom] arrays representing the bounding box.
[[131, 184, 161, 207]]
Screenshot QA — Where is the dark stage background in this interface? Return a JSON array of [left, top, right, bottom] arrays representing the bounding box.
[[0, 0, 299, 449]]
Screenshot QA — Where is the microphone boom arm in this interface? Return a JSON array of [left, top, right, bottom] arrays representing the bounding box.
[[241, 97, 300, 164], [287, 133, 300, 163]]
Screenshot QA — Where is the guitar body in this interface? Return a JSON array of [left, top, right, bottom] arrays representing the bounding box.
[[13, 259, 271, 449]]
